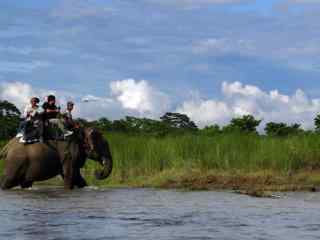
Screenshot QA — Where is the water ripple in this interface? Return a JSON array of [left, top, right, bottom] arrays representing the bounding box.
[[1, 188, 320, 240]]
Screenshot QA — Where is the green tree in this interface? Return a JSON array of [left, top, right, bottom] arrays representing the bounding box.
[[0, 100, 21, 139], [200, 124, 221, 136], [96, 117, 113, 131], [265, 122, 303, 137], [160, 112, 198, 132], [223, 115, 261, 134], [315, 114, 320, 132], [0, 100, 20, 117], [75, 118, 91, 127]]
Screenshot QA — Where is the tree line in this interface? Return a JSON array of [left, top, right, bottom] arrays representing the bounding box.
[[1, 100, 320, 139], [76, 110, 320, 137]]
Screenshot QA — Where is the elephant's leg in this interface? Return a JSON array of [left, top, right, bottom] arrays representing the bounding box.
[[58, 142, 81, 190], [1, 176, 19, 190], [20, 181, 33, 189], [60, 170, 87, 188], [62, 159, 74, 190], [73, 169, 87, 188]]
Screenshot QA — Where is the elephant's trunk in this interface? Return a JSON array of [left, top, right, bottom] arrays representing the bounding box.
[[94, 156, 113, 180]]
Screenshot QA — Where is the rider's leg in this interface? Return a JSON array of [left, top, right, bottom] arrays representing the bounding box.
[[49, 119, 73, 138], [17, 121, 26, 138], [36, 120, 44, 142]]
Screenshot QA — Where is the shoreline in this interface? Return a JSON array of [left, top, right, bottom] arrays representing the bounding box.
[[34, 169, 320, 197]]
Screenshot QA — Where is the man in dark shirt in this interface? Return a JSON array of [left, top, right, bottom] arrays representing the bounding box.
[[42, 95, 72, 139], [42, 95, 59, 120]]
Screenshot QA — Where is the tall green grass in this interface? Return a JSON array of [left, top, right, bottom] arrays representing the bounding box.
[[83, 133, 320, 183]]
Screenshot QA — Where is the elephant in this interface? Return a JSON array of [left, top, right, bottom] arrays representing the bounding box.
[[0, 127, 113, 190]]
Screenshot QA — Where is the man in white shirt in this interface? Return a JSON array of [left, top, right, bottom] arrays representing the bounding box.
[[18, 97, 43, 143], [63, 101, 75, 130], [23, 97, 40, 121]]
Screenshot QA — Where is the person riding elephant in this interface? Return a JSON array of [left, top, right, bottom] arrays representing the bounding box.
[[42, 95, 73, 140], [17, 97, 43, 143], [0, 127, 113, 190], [62, 101, 75, 130]]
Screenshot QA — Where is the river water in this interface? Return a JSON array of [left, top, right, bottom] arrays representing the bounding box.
[[1, 187, 320, 240]]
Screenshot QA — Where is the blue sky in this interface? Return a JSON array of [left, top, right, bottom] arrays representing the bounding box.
[[1, 0, 320, 127]]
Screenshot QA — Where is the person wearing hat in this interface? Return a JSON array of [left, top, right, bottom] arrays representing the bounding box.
[[17, 97, 43, 143], [63, 101, 75, 130]]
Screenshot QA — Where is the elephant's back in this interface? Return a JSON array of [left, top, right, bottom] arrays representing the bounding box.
[[6, 142, 61, 181], [25, 143, 56, 159], [26, 143, 61, 180]]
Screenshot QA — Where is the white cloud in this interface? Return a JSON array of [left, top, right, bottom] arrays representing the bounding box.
[[1, 80, 320, 130], [177, 99, 232, 125], [81, 95, 104, 103], [222, 81, 263, 97], [0, 82, 34, 109], [177, 81, 320, 129], [110, 79, 170, 116], [0, 81, 61, 109], [0, 79, 171, 120]]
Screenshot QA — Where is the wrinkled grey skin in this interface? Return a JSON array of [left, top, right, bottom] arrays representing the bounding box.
[[0, 128, 112, 190]]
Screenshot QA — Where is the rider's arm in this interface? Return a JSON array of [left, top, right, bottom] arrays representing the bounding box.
[[46, 108, 59, 113], [23, 105, 31, 118], [42, 103, 59, 113]]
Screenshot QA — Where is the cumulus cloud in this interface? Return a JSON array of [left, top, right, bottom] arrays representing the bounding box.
[[110, 79, 170, 116], [0, 79, 171, 119], [177, 81, 320, 129], [0, 81, 122, 120], [177, 99, 232, 126], [78, 79, 171, 119], [0, 82, 34, 109], [1, 80, 320, 130], [0, 81, 62, 109]]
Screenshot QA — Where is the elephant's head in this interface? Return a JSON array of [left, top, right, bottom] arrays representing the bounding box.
[[83, 128, 113, 180]]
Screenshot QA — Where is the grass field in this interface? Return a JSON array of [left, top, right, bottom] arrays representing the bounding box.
[[83, 132, 320, 191], [2, 133, 320, 192]]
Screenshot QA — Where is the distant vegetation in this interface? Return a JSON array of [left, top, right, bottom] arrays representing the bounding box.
[[0, 101, 21, 139]]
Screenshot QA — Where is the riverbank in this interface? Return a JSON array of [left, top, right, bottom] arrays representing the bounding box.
[[82, 132, 320, 192], [78, 168, 320, 193], [2, 132, 320, 193], [32, 168, 320, 196]]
